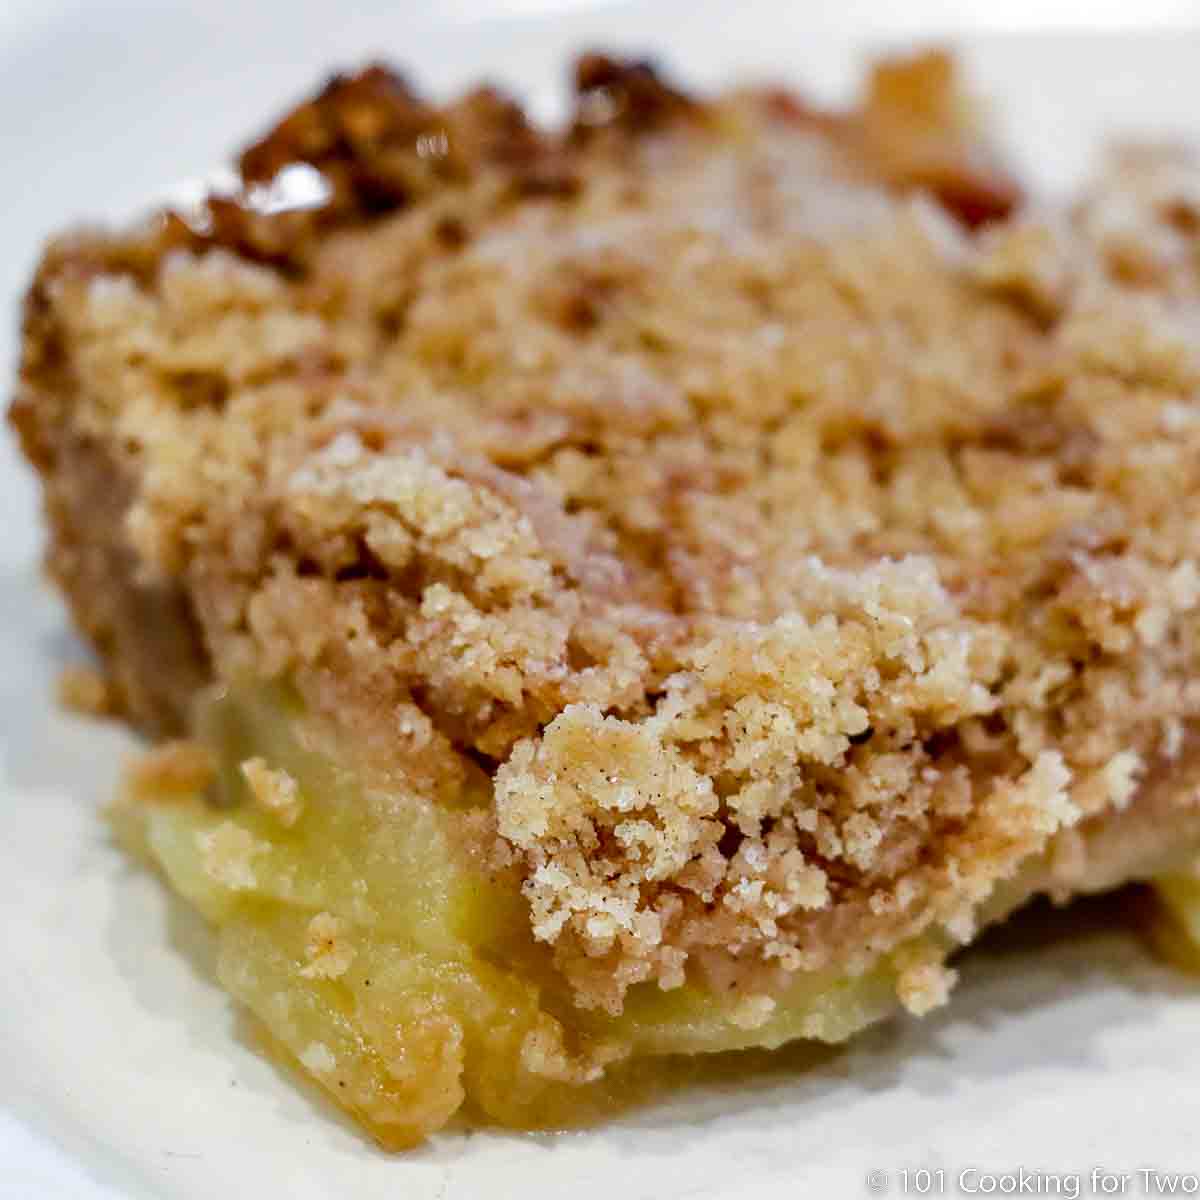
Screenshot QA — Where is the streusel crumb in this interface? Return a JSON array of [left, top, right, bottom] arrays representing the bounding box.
[[895, 944, 958, 1017], [126, 740, 216, 799], [56, 664, 114, 717], [300, 911, 356, 980], [241, 756, 305, 826]]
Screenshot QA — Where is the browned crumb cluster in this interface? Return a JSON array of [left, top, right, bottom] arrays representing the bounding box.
[[56, 663, 115, 717], [125, 739, 217, 799], [13, 51, 1200, 1018]]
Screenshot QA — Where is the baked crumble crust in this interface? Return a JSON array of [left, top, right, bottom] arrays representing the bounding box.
[[13, 50, 1200, 1033]]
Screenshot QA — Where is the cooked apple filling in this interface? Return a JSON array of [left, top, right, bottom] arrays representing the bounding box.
[[114, 684, 934, 1146]]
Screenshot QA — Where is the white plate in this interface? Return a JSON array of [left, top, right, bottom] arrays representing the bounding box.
[[5, 6, 1200, 1197]]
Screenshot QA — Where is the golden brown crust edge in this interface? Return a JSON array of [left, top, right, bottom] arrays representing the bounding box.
[[9, 48, 1019, 733], [13, 248, 210, 734]]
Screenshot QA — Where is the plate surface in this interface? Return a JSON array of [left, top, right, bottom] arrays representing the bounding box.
[[4, 6, 1200, 1197]]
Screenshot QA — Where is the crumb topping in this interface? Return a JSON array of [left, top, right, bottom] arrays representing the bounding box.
[[299, 911, 357, 980], [728, 994, 778, 1030], [894, 943, 958, 1016], [126, 739, 216, 799], [241, 755, 305, 826], [518, 1014, 628, 1084], [16, 52, 1200, 1018], [56, 664, 115, 717]]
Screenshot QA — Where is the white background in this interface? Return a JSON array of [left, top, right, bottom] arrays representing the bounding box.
[[4, 4, 1200, 1198]]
